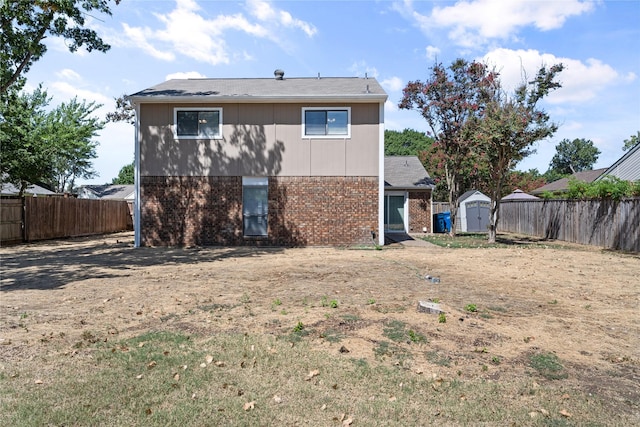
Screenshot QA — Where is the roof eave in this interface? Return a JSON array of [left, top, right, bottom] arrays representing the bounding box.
[[127, 94, 388, 105], [385, 185, 435, 191]]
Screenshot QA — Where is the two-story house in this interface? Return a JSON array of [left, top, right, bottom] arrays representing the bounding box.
[[128, 70, 387, 247]]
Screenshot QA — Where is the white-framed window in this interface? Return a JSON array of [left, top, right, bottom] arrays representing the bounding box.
[[301, 107, 350, 138], [173, 107, 222, 139], [242, 177, 268, 237]]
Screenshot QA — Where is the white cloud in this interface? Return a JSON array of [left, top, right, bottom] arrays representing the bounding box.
[[121, 23, 175, 61], [119, 0, 315, 66], [78, 121, 134, 185], [385, 99, 399, 113], [425, 45, 440, 60], [482, 48, 619, 104], [49, 81, 112, 106], [56, 69, 82, 81], [165, 71, 207, 80], [349, 61, 379, 79], [381, 76, 404, 92], [247, 0, 317, 37], [398, 0, 594, 49]]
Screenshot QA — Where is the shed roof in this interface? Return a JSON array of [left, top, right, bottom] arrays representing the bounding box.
[[459, 190, 489, 203], [531, 168, 607, 195], [384, 156, 435, 189], [501, 189, 539, 200], [129, 75, 387, 104]]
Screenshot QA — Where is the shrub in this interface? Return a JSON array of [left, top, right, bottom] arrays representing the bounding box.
[[566, 176, 637, 200]]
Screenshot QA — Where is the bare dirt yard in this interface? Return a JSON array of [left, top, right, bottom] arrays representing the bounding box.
[[1, 232, 638, 425]]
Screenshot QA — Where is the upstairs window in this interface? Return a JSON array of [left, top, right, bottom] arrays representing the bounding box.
[[302, 107, 350, 138], [174, 108, 222, 139]]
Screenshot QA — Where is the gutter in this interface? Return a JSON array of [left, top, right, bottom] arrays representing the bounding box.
[[127, 94, 388, 105]]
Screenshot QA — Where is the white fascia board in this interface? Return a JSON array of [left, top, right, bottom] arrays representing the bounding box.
[[133, 103, 141, 248], [127, 94, 388, 105], [378, 101, 385, 246]]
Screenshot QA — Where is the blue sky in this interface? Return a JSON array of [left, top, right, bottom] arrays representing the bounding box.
[[23, 0, 640, 185]]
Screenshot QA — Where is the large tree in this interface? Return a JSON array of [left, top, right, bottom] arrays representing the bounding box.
[[106, 94, 136, 125], [112, 161, 134, 185], [1, 0, 121, 94], [623, 131, 639, 152], [384, 129, 433, 156], [45, 97, 103, 193], [399, 59, 498, 234], [474, 64, 564, 243], [548, 138, 600, 175], [505, 169, 547, 195], [0, 87, 103, 194], [0, 85, 54, 195]]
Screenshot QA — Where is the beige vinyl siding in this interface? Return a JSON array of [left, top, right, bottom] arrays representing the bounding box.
[[139, 103, 379, 177]]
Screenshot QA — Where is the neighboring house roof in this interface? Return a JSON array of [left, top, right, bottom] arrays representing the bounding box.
[[77, 185, 134, 200], [502, 189, 540, 200], [384, 156, 435, 190], [531, 168, 607, 195], [459, 190, 490, 204], [596, 143, 640, 182], [128, 73, 387, 104], [1, 182, 56, 196]]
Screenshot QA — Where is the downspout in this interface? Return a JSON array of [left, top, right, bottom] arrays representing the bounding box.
[[133, 102, 141, 247], [378, 101, 385, 246], [430, 189, 434, 234]]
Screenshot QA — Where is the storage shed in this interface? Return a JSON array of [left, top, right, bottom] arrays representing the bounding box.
[[458, 190, 490, 232]]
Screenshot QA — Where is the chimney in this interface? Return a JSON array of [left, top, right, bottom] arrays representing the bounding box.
[[274, 69, 284, 80]]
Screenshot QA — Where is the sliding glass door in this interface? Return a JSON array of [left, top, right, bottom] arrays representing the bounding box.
[[384, 193, 406, 232]]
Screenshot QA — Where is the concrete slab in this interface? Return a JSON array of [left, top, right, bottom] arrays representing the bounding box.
[[384, 233, 439, 247]]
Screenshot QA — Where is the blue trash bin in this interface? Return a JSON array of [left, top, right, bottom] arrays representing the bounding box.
[[442, 211, 451, 233], [433, 212, 451, 233]]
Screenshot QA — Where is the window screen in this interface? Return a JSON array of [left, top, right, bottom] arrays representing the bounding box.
[[303, 109, 349, 136], [175, 109, 221, 138]]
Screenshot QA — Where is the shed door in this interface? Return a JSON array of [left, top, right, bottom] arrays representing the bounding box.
[[466, 201, 490, 232]]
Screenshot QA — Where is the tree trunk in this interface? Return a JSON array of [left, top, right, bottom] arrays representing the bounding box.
[[445, 165, 459, 236], [487, 178, 503, 243], [488, 199, 499, 243], [18, 180, 28, 198]]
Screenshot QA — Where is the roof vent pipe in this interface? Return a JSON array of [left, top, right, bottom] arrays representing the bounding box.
[[274, 69, 284, 80], [366, 84, 370, 94]]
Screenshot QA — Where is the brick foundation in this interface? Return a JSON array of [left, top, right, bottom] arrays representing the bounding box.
[[140, 176, 378, 247], [407, 191, 432, 233]]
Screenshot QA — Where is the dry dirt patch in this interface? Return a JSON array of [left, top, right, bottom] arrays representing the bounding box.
[[1, 232, 639, 420]]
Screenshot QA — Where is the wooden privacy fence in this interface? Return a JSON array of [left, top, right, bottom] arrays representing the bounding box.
[[0, 197, 23, 244], [0, 196, 132, 244], [498, 198, 640, 252], [432, 202, 452, 214]]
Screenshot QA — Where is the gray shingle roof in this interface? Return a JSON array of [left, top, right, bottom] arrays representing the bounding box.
[[77, 185, 134, 200], [0, 182, 55, 196], [384, 156, 435, 189], [531, 168, 607, 195], [128, 76, 387, 102]]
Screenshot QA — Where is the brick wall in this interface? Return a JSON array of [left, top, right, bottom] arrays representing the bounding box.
[[407, 190, 432, 233], [140, 176, 378, 246]]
